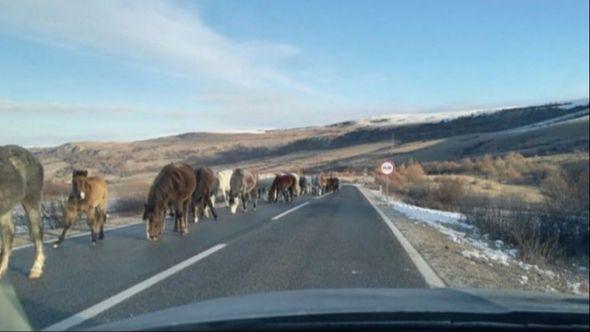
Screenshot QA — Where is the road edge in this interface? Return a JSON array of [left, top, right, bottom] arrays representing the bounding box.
[[355, 185, 446, 288]]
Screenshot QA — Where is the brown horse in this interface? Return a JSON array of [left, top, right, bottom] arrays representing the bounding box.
[[228, 169, 259, 214], [191, 166, 218, 223], [54, 170, 108, 247], [268, 174, 297, 203], [0, 145, 45, 279], [326, 177, 340, 192], [143, 163, 196, 240]]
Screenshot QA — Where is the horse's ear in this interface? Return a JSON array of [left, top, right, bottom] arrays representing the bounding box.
[[83, 170, 88, 176]]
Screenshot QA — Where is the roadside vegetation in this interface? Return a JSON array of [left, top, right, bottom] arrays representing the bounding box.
[[375, 152, 589, 266]]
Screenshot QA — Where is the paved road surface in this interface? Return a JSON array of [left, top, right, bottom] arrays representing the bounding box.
[[1, 185, 427, 330]]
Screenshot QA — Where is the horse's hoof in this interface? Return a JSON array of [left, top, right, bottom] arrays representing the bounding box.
[[28, 270, 43, 279], [92, 241, 97, 246], [53, 242, 60, 248]]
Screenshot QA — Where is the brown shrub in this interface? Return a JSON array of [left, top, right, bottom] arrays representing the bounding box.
[[409, 177, 467, 211], [541, 163, 589, 215], [474, 154, 497, 178], [43, 181, 70, 198], [403, 159, 426, 184], [111, 196, 145, 215], [430, 177, 467, 210]]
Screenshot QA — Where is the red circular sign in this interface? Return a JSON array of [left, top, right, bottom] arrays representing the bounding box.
[[380, 161, 395, 175]]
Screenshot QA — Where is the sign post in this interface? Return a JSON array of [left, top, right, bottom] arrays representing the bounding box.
[[380, 160, 395, 201]]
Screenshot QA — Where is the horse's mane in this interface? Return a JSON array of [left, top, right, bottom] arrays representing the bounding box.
[[147, 164, 180, 209]]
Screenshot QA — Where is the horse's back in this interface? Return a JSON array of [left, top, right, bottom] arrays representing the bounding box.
[[176, 163, 197, 194], [194, 166, 216, 197], [216, 169, 232, 191], [0, 145, 43, 211], [152, 163, 195, 202], [88, 176, 108, 206]]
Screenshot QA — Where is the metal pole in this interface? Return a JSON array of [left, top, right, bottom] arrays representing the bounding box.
[[385, 175, 389, 201], [389, 132, 395, 202]]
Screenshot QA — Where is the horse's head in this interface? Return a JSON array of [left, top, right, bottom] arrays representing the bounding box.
[[143, 203, 165, 241], [228, 171, 243, 214], [71, 169, 89, 200]]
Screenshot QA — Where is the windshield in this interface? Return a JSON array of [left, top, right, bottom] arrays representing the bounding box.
[[0, 0, 588, 331]]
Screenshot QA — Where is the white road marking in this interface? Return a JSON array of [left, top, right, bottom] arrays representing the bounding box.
[[13, 222, 144, 251], [42, 243, 227, 331], [356, 185, 446, 288], [313, 191, 333, 200], [271, 201, 310, 220]]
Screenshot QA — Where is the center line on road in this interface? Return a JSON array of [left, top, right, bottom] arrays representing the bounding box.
[[42, 243, 227, 331], [271, 201, 310, 220]]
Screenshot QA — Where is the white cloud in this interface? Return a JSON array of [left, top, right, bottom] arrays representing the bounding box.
[[0, 0, 306, 91]]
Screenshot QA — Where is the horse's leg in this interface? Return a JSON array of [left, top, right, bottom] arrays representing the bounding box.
[[22, 198, 45, 279], [191, 198, 199, 223], [173, 203, 182, 234], [206, 195, 217, 220], [97, 208, 105, 240], [85, 207, 98, 245], [99, 199, 108, 240], [0, 212, 15, 279], [240, 193, 246, 212], [173, 209, 179, 232], [181, 199, 190, 235], [54, 207, 75, 248]]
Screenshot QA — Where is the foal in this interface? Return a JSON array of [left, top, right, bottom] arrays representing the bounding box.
[[54, 170, 108, 247]]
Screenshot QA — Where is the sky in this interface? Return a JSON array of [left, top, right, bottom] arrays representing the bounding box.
[[0, 0, 588, 147]]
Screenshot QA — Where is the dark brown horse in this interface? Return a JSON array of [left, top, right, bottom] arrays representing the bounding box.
[[54, 170, 108, 247], [228, 169, 259, 214], [268, 174, 297, 203], [191, 166, 218, 223], [0, 145, 45, 279], [326, 177, 340, 192], [143, 163, 196, 240]]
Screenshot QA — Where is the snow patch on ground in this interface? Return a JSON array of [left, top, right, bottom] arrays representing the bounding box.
[[568, 281, 583, 295], [364, 187, 588, 295], [354, 106, 517, 128], [384, 197, 515, 266], [372, 192, 554, 270]]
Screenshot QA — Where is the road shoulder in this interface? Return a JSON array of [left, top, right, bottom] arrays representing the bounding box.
[[356, 185, 445, 288]]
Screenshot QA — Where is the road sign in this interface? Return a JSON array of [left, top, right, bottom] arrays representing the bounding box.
[[380, 161, 395, 175]]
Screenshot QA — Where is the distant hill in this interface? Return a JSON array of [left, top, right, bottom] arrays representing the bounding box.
[[31, 99, 589, 196]]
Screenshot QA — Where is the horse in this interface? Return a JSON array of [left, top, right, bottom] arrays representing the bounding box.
[[299, 175, 310, 195], [54, 170, 108, 247], [0, 145, 45, 279], [327, 177, 340, 192], [289, 172, 301, 197], [143, 163, 196, 240], [311, 175, 322, 196], [228, 169, 259, 214], [268, 174, 297, 203], [258, 174, 276, 202], [216, 169, 232, 206], [191, 166, 218, 223], [319, 174, 329, 194], [333, 177, 340, 191]]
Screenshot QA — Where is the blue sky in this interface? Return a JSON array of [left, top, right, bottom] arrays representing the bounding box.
[[0, 0, 588, 146]]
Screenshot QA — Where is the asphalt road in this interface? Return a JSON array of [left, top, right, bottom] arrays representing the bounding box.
[[1, 185, 427, 330]]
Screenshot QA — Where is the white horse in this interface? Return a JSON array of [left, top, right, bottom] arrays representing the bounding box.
[[216, 169, 233, 206], [289, 172, 301, 197]]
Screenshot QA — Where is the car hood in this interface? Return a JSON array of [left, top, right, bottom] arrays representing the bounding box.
[[90, 288, 589, 331]]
